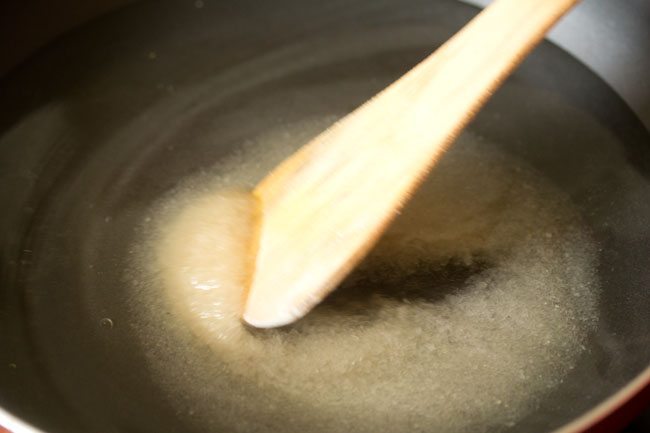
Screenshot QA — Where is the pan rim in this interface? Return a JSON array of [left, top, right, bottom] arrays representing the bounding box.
[[553, 365, 650, 433], [0, 365, 648, 433]]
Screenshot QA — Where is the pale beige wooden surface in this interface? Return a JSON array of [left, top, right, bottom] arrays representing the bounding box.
[[244, 0, 580, 328]]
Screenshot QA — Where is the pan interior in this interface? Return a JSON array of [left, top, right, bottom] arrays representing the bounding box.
[[0, 0, 649, 432]]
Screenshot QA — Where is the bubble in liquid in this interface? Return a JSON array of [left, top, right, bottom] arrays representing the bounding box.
[[100, 318, 114, 329]]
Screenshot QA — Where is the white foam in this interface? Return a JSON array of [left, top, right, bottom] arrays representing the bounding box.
[[130, 119, 598, 433]]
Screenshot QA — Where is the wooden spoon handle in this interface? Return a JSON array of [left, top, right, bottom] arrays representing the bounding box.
[[244, 0, 580, 328]]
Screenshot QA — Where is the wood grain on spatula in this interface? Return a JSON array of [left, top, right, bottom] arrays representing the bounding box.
[[243, 0, 580, 328]]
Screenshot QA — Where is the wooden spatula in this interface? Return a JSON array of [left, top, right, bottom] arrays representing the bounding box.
[[243, 0, 579, 328]]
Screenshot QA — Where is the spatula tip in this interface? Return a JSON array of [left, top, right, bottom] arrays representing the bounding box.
[[242, 302, 299, 329]]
